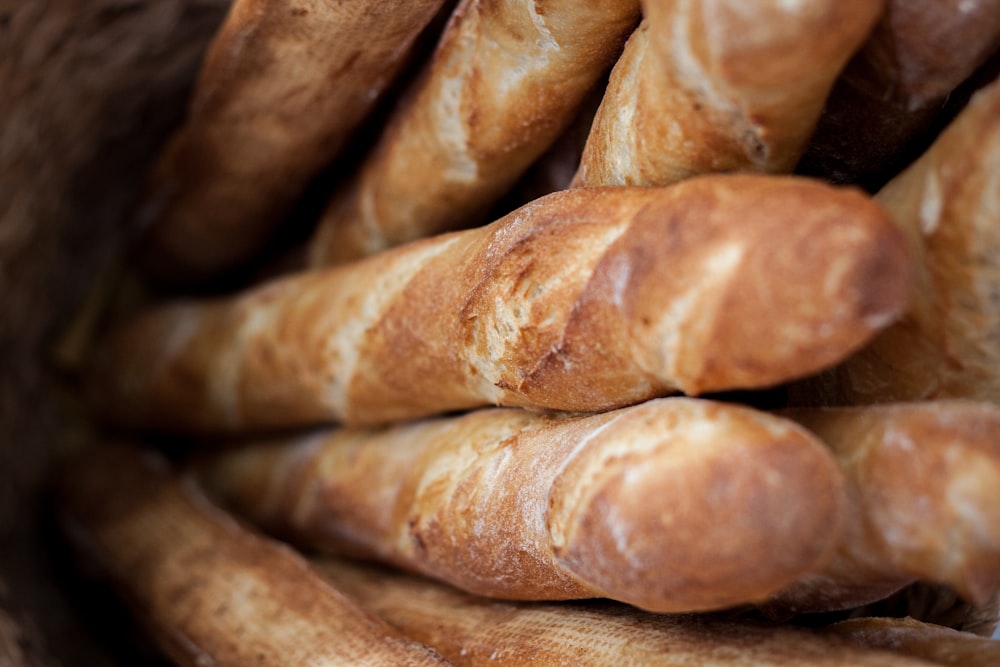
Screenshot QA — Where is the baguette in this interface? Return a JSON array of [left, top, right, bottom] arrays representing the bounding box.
[[197, 397, 846, 613], [797, 0, 1000, 188], [54, 445, 451, 666], [827, 617, 1000, 667], [800, 75, 1000, 405], [307, 0, 640, 266], [89, 176, 912, 433], [764, 400, 1000, 616], [571, 0, 883, 188], [313, 558, 937, 667], [134, 0, 448, 284]]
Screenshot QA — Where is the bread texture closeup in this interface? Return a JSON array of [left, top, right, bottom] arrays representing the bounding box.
[[571, 0, 883, 187], [135, 0, 448, 284], [308, 0, 640, 266], [54, 445, 451, 667], [88, 175, 912, 434], [197, 398, 846, 613], [764, 400, 1000, 615], [801, 76, 1000, 405], [18, 0, 1000, 664], [315, 557, 939, 667]]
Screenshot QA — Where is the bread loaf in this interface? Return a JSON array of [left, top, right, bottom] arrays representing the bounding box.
[[800, 75, 1000, 405], [134, 0, 448, 284], [197, 397, 846, 613], [571, 0, 883, 187], [54, 445, 451, 666], [314, 557, 938, 667], [307, 0, 640, 266], [797, 0, 1000, 188], [89, 176, 912, 433], [827, 617, 1000, 667], [764, 400, 1000, 616]]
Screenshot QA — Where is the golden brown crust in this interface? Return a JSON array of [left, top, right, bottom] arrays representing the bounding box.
[[827, 617, 1000, 667], [491, 83, 605, 211], [767, 401, 1000, 615], [798, 0, 1000, 187], [135, 0, 448, 284], [572, 0, 883, 187], [54, 445, 451, 666], [314, 558, 938, 667], [197, 398, 846, 613], [808, 76, 1000, 405], [89, 176, 912, 433], [308, 0, 640, 266]]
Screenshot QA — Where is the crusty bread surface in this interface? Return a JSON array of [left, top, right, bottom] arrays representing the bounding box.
[[197, 397, 846, 613], [308, 0, 641, 266], [799, 76, 1000, 405], [315, 557, 938, 667], [136, 0, 448, 283], [90, 175, 912, 433], [54, 445, 451, 666], [798, 0, 1000, 187], [765, 400, 1000, 616], [572, 0, 883, 187]]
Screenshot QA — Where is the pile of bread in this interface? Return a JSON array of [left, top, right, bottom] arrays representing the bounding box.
[[57, 0, 1000, 664]]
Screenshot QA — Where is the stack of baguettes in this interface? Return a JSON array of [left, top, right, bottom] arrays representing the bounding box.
[[57, 0, 1000, 665]]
